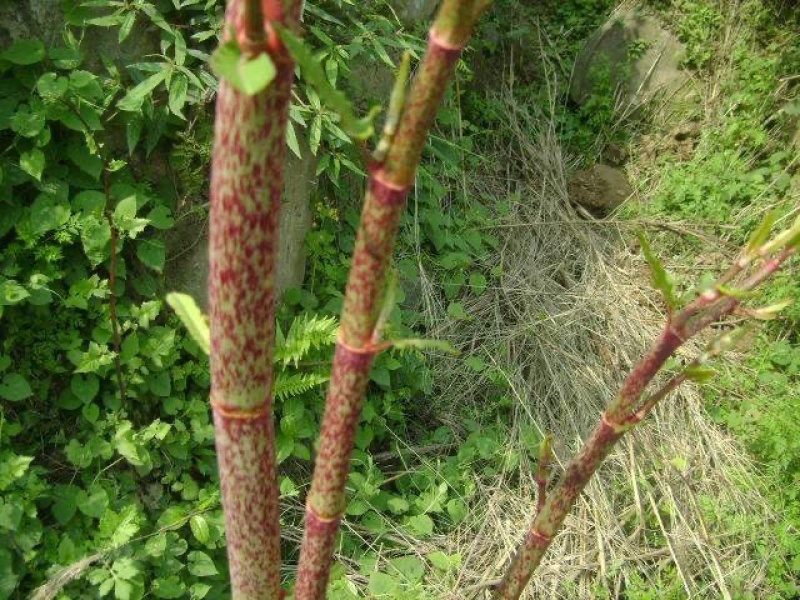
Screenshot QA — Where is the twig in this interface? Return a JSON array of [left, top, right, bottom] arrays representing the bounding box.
[[104, 169, 126, 402]]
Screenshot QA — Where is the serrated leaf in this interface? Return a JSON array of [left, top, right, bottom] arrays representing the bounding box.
[[168, 73, 188, 118], [166, 293, 210, 355], [210, 41, 276, 95], [638, 232, 678, 309], [279, 27, 376, 140]]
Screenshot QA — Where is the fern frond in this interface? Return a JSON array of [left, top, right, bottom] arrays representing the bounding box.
[[274, 371, 330, 401], [274, 314, 338, 367]]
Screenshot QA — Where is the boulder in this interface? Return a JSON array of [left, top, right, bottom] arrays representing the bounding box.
[[568, 164, 633, 214], [571, 7, 689, 111]]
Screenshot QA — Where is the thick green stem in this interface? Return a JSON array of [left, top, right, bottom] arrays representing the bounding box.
[[209, 0, 300, 597], [494, 245, 795, 599], [293, 1, 490, 597]]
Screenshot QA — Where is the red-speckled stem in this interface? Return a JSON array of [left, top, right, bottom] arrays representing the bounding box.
[[494, 245, 796, 599], [209, 0, 300, 597], [294, 2, 490, 597]]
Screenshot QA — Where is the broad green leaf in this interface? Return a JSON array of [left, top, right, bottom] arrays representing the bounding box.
[[52, 487, 78, 524], [638, 232, 678, 310], [80, 215, 112, 266], [0, 454, 33, 489], [166, 293, 210, 355], [36, 72, 69, 101], [187, 551, 218, 577], [152, 577, 185, 599], [20, 149, 45, 180], [388, 556, 425, 583], [147, 205, 175, 230], [118, 71, 168, 112], [210, 41, 276, 96], [0, 373, 32, 402], [114, 196, 149, 238], [2, 40, 45, 65], [279, 27, 377, 140], [71, 374, 100, 403], [427, 551, 461, 572], [0, 280, 30, 306], [137, 239, 166, 271], [446, 498, 468, 523], [76, 487, 109, 519], [406, 513, 434, 536], [30, 196, 70, 235], [368, 572, 398, 597]]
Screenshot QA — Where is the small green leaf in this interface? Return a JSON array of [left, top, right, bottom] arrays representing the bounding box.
[[745, 210, 777, 256], [368, 572, 398, 597], [388, 555, 425, 583], [76, 487, 109, 519], [2, 40, 46, 65], [119, 11, 136, 43], [152, 577, 185, 599], [427, 551, 461, 572], [166, 293, 210, 355], [210, 41, 276, 96], [638, 232, 678, 310], [392, 338, 459, 355], [684, 364, 716, 382], [20, 149, 45, 180], [0, 373, 32, 402], [279, 27, 376, 140]]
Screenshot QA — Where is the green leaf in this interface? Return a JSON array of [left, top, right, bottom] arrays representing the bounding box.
[[190, 515, 211, 545], [446, 498, 468, 523], [119, 11, 136, 43], [406, 513, 434, 536], [210, 41, 276, 96], [20, 149, 45, 181], [71, 374, 100, 403], [76, 487, 109, 519], [80, 215, 112, 266], [187, 551, 218, 577], [745, 210, 777, 257], [0, 373, 32, 402], [368, 572, 398, 597], [52, 487, 78, 525], [137, 239, 166, 271], [392, 338, 459, 355], [118, 71, 168, 112], [114, 196, 150, 238], [166, 293, 210, 355], [0, 280, 30, 306], [427, 551, 461, 572], [279, 27, 377, 140], [36, 72, 69, 101], [389, 555, 425, 583], [147, 206, 175, 230], [152, 577, 185, 599], [2, 40, 45, 65], [168, 73, 188, 118], [684, 364, 716, 383], [0, 454, 34, 490], [638, 232, 678, 310]]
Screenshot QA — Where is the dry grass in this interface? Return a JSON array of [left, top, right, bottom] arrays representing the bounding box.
[[409, 96, 781, 599]]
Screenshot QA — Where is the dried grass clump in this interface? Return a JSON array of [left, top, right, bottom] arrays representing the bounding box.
[[421, 97, 781, 598]]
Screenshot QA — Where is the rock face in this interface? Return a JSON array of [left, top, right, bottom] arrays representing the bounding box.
[[571, 7, 688, 110], [389, 0, 439, 26], [568, 164, 633, 214], [165, 145, 318, 310]]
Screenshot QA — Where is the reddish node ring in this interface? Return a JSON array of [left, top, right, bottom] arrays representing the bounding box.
[[210, 400, 271, 421], [369, 173, 410, 208], [526, 528, 552, 547], [429, 28, 466, 59], [304, 502, 342, 534]]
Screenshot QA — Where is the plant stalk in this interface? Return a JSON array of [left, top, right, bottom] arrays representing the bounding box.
[[208, 0, 300, 597], [494, 244, 796, 599], [293, 1, 490, 597]]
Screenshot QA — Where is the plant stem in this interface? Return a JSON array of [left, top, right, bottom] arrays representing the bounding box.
[[494, 245, 796, 599], [208, 1, 300, 597], [293, 1, 490, 597]]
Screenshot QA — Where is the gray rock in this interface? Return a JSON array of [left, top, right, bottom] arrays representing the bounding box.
[[389, 0, 439, 27], [568, 163, 633, 214], [571, 6, 689, 111]]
